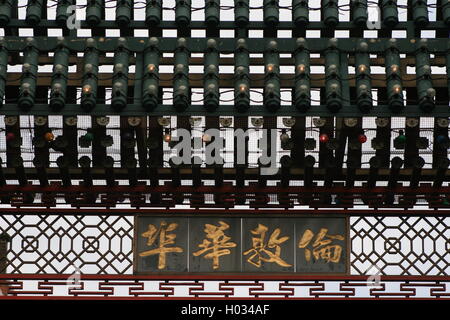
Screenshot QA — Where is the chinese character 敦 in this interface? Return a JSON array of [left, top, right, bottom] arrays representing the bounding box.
[[193, 221, 237, 270], [243, 224, 292, 268], [298, 228, 344, 263], [139, 221, 183, 270]]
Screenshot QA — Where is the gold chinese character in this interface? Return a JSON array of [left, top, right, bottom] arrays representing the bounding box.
[[298, 228, 344, 263], [193, 221, 237, 270], [243, 224, 292, 268], [139, 221, 183, 270]]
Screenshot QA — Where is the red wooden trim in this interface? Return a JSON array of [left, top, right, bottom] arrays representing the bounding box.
[[0, 274, 449, 281], [0, 296, 446, 301], [0, 207, 448, 216], [0, 296, 445, 301]]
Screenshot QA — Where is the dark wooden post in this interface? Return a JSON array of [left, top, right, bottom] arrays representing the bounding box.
[[0, 232, 10, 296]]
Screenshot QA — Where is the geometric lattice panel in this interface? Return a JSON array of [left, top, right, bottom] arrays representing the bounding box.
[[0, 215, 133, 274], [1, 215, 449, 276], [351, 217, 450, 276]]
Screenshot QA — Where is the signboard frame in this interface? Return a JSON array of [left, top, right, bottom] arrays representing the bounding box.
[[133, 214, 350, 276]]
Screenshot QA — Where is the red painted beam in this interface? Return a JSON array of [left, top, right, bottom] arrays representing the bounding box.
[[0, 207, 448, 216], [0, 274, 449, 281]]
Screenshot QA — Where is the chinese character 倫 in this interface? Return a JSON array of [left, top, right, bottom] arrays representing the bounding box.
[[298, 228, 344, 263]]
